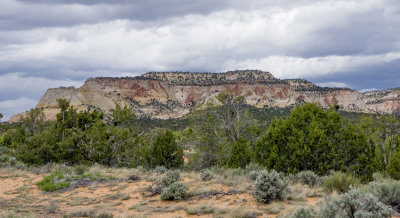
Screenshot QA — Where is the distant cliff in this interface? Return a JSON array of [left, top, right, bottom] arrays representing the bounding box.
[[8, 70, 400, 122]]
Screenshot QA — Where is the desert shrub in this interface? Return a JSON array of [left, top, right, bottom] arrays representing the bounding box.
[[31, 163, 71, 174], [95, 212, 114, 218], [147, 170, 181, 196], [160, 182, 188, 200], [323, 172, 359, 193], [0, 146, 11, 154], [0, 145, 25, 169], [185, 204, 215, 215], [246, 163, 263, 180], [45, 201, 59, 213], [287, 207, 313, 218], [3, 213, 20, 218], [127, 174, 140, 181], [74, 165, 87, 175], [201, 169, 214, 181], [253, 170, 289, 203], [8, 157, 18, 166], [66, 210, 96, 217], [159, 170, 181, 188], [227, 206, 263, 217], [153, 165, 167, 174], [0, 155, 26, 169], [249, 170, 260, 180], [317, 188, 391, 218], [245, 162, 264, 172], [36, 171, 70, 192], [295, 171, 322, 187], [211, 167, 248, 186], [0, 154, 7, 162], [362, 180, 400, 210], [373, 172, 387, 182]]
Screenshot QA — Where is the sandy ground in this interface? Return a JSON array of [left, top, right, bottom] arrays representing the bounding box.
[[0, 167, 324, 218]]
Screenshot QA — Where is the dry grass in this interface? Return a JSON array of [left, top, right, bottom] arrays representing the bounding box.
[[225, 206, 263, 218], [0, 165, 327, 217], [288, 183, 323, 202], [86, 165, 145, 180]]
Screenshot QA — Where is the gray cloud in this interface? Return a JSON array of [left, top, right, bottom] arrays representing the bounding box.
[[4, 0, 336, 29], [0, 97, 38, 121], [0, 0, 400, 119], [311, 59, 400, 91], [0, 73, 83, 100], [1, 0, 239, 29]]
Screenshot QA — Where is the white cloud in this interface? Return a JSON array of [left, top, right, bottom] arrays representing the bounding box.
[[0, 0, 399, 79], [0, 0, 400, 118], [222, 52, 400, 79]]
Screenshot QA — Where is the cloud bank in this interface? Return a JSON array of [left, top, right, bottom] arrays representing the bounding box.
[[0, 0, 399, 119]]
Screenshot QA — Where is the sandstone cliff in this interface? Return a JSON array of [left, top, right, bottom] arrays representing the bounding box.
[[8, 70, 400, 122]]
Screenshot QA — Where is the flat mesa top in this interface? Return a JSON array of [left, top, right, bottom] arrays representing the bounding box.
[[94, 70, 277, 86]]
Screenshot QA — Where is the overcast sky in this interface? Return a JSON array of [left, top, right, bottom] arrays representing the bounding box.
[[1, 0, 400, 120]]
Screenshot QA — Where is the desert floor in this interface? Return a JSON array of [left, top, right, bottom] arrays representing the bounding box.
[[0, 166, 324, 218]]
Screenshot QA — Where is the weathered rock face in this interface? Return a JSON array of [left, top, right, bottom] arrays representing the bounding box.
[[363, 88, 400, 113], [8, 70, 400, 122]]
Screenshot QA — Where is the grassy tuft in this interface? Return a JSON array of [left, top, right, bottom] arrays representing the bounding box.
[[36, 172, 70, 192], [323, 172, 359, 193]]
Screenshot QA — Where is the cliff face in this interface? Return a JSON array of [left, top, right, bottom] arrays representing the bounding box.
[[8, 70, 400, 122]]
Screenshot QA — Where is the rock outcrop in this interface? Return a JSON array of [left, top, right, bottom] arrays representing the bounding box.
[[8, 70, 400, 122]]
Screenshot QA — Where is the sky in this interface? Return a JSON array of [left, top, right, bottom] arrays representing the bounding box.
[[0, 0, 400, 120]]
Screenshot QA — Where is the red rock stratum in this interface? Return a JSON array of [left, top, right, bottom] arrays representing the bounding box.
[[9, 70, 400, 122]]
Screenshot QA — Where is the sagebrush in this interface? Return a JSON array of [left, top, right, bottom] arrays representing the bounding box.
[[253, 170, 288, 203]]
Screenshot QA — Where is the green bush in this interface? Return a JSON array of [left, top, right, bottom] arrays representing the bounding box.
[[36, 170, 109, 192], [323, 172, 359, 193], [387, 150, 400, 180], [362, 179, 400, 209], [287, 207, 313, 218], [147, 129, 184, 169], [253, 170, 288, 203], [317, 188, 391, 218], [295, 171, 322, 187], [36, 172, 70, 192], [160, 182, 188, 200], [226, 138, 251, 168], [255, 103, 376, 181], [201, 169, 214, 181]]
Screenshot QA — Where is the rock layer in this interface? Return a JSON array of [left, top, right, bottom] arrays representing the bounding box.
[[8, 70, 400, 122]]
